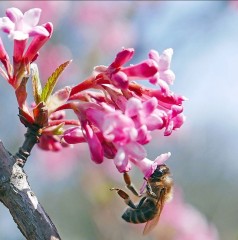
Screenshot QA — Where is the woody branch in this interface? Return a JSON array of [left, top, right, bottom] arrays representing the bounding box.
[[0, 139, 61, 240]]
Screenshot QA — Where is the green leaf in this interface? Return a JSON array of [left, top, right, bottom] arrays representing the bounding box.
[[41, 60, 71, 102], [51, 122, 65, 135], [44, 123, 65, 135], [31, 63, 42, 105]]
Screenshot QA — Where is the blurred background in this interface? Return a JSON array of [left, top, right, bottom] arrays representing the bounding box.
[[0, 1, 238, 239]]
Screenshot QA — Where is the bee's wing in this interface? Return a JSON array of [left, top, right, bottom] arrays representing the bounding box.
[[143, 189, 166, 235]]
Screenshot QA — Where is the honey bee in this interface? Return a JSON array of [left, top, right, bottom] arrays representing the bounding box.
[[110, 164, 173, 235]]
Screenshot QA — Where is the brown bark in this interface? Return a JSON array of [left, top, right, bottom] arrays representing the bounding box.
[[0, 140, 61, 240]]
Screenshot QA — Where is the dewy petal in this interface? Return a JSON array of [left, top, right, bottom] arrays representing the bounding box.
[[110, 48, 134, 68], [6, 8, 23, 23], [23, 8, 41, 27]]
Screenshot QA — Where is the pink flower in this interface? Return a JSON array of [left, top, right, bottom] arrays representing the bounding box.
[[125, 97, 164, 144], [89, 109, 137, 144], [0, 7, 50, 64], [94, 48, 158, 89], [133, 152, 171, 179], [23, 21, 53, 63], [63, 127, 85, 144], [113, 142, 146, 173], [81, 121, 104, 164], [38, 135, 64, 152], [0, 8, 49, 40], [149, 89, 187, 136], [149, 48, 175, 86], [31, 45, 186, 177], [86, 104, 146, 168], [129, 152, 171, 194], [87, 106, 147, 167], [0, 7, 53, 88], [124, 91, 186, 138], [61, 72, 186, 174], [66, 95, 175, 174], [7, 2, 70, 28], [61, 100, 148, 171]]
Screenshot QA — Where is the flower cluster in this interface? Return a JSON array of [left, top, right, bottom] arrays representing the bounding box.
[[0, 7, 187, 180], [56, 47, 186, 176], [0, 7, 53, 89]]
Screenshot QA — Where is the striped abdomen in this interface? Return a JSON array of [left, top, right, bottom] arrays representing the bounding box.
[[122, 199, 157, 223]]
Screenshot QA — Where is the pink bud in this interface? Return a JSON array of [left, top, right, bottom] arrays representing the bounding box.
[[83, 123, 104, 164], [0, 37, 10, 75], [110, 70, 128, 89], [13, 39, 27, 63], [0, 37, 8, 60], [110, 48, 134, 68], [63, 127, 85, 144], [123, 59, 158, 78], [24, 22, 53, 63]]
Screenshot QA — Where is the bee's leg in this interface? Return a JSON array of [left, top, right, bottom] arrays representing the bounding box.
[[144, 178, 157, 199], [123, 172, 142, 197], [110, 188, 137, 209]]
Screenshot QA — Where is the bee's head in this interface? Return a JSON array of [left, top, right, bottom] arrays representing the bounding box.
[[150, 164, 170, 180]]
